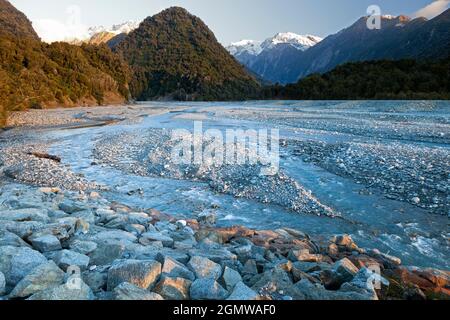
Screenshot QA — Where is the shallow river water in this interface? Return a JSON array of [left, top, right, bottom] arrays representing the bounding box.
[[45, 101, 449, 270]]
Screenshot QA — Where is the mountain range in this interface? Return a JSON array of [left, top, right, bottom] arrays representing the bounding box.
[[228, 11, 450, 84], [226, 33, 322, 84], [69, 21, 140, 45]]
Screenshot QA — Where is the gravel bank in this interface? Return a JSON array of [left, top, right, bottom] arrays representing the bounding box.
[[93, 129, 339, 217], [290, 140, 449, 215]]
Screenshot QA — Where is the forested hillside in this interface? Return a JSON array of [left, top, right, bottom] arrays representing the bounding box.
[[262, 58, 450, 100], [0, 0, 131, 126], [114, 7, 260, 101]]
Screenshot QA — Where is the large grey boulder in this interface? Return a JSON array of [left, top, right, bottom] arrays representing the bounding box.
[[161, 257, 195, 281], [54, 250, 90, 271], [127, 212, 152, 225], [322, 257, 359, 289], [107, 259, 161, 290], [294, 279, 377, 300], [88, 242, 126, 266], [31, 235, 62, 253], [2, 220, 44, 239], [187, 256, 222, 280], [70, 240, 98, 255], [188, 248, 237, 263], [0, 230, 29, 247], [0, 208, 49, 223], [190, 278, 228, 300], [227, 282, 259, 300], [221, 266, 242, 291], [9, 261, 65, 298], [82, 270, 107, 293], [58, 200, 87, 214], [0, 246, 48, 287], [113, 282, 164, 300], [155, 249, 190, 265], [0, 272, 5, 296], [140, 231, 174, 247], [27, 279, 94, 300], [251, 268, 304, 300], [338, 267, 389, 300], [153, 276, 192, 300], [92, 230, 137, 245]]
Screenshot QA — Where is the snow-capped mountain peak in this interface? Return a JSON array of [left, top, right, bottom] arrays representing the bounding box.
[[227, 39, 263, 56], [87, 21, 139, 37], [110, 21, 140, 34], [261, 32, 323, 51], [227, 32, 322, 58]]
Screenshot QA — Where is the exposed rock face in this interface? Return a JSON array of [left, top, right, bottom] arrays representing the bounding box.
[[294, 11, 450, 80], [229, 10, 450, 84]]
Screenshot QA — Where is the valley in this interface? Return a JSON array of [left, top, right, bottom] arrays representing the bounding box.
[[1, 101, 448, 271]]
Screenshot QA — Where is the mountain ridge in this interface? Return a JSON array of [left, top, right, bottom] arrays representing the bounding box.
[[114, 7, 260, 101], [229, 10, 450, 84], [0, 0, 131, 126], [226, 32, 322, 84], [0, 0, 39, 39]]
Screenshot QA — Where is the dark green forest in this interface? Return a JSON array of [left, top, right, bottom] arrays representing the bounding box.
[[0, 0, 131, 126], [262, 58, 450, 100], [113, 7, 261, 101], [0, 36, 131, 123]]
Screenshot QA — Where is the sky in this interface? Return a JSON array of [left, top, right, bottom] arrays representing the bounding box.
[[10, 0, 450, 44]]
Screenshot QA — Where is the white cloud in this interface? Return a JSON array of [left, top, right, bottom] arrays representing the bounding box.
[[33, 19, 89, 43], [414, 0, 450, 19], [32, 5, 90, 43]]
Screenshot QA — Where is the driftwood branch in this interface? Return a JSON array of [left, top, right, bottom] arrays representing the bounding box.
[[27, 152, 61, 163]]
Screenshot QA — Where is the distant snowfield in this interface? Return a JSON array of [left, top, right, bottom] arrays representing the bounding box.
[[226, 32, 323, 58]]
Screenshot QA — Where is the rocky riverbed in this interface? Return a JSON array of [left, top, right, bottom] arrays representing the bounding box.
[[0, 184, 448, 300], [0, 101, 449, 300], [92, 129, 338, 217], [290, 139, 449, 215]]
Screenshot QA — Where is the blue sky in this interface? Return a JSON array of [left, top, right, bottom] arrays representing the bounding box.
[[10, 0, 450, 44]]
